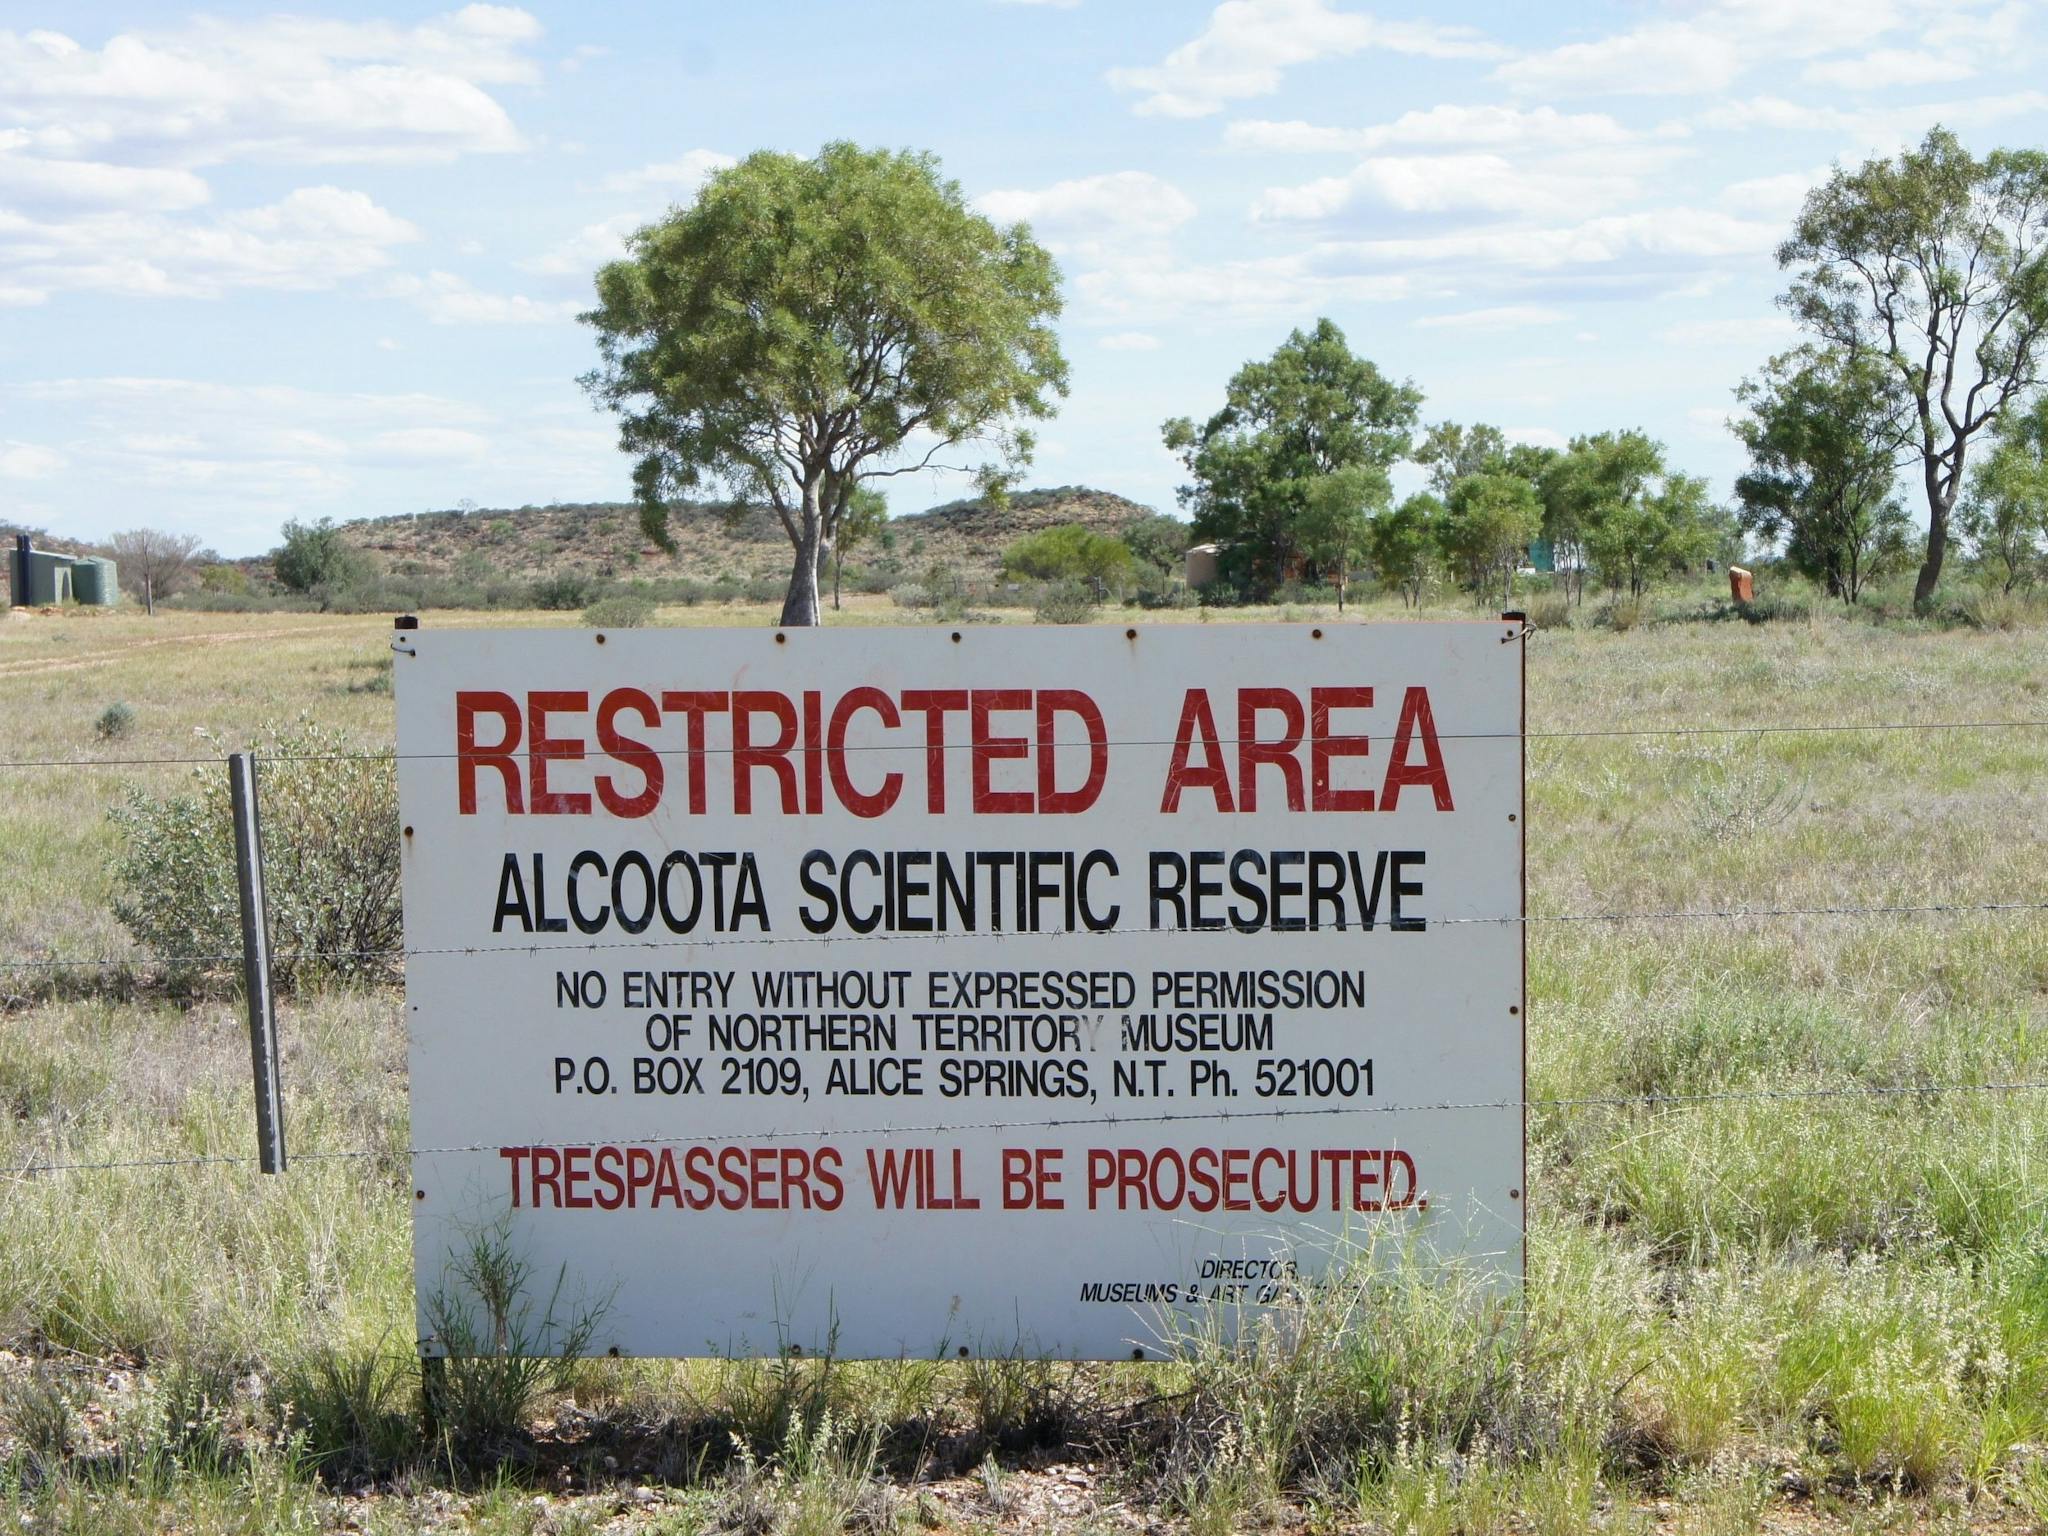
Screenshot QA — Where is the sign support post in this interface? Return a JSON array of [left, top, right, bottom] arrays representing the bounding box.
[[230, 750, 287, 1175]]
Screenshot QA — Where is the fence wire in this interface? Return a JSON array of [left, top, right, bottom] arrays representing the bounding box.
[[9, 1077, 2048, 1180], [0, 715, 2045, 769], [2, 714, 2043, 1181], [3, 898, 2046, 974]]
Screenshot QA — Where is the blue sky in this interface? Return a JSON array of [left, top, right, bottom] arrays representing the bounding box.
[[1, 0, 2043, 555]]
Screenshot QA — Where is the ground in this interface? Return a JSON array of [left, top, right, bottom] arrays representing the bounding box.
[[0, 587, 2044, 1534]]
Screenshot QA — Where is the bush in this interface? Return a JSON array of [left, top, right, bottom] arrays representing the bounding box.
[[273, 517, 370, 594], [743, 573, 787, 604], [94, 701, 136, 740], [582, 593, 654, 628], [198, 563, 250, 595], [529, 570, 596, 611], [108, 720, 401, 994], [1034, 580, 1098, 624], [1524, 593, 1573, 630], [1003, 524, 1133, 587]]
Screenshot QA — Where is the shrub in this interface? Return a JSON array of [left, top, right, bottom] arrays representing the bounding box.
[[1601, 597, 1647, 632], [423, 1217, 609, 1455], [273, 517, 370, 594], [1034, 580, 1098, 624], [95, 701, 136, 740], [743, 574, 787, 604], [889, 583, 933, 609], [529, 570, 596, 610], [582, 593, 654, 628], [1002, 524, 1132, 586], [198, 563, 250, 595], [108, 720, 401, 994], [1524, 593, 1573, 630]]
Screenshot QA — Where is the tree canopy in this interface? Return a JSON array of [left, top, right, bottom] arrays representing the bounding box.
[[1960, 392, 2048, 593], [1735, 347, 1914, 604], [1163, 319, 1420, 595], [1779, 127, 2048, 605], [581, 141, 1068, 625]]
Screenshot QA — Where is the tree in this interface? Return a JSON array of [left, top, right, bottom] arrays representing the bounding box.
[[108, 528, 205, 615], [1959, 392, 2048, 592], [581, 142, 1068, 627], [1001, 524, 1133, 589], [1439, 473, 1541, 606], [1537, 432, 1661, 605], [272, 517, 369, 598], [1734, 347, 1916, 604], [1296, 463, 1388, 610], [1369, 492, 1442, 607], [1583, 472, 1718, 601], [833, 486, 887, 611], [1117, 513, 1192, 583], [1416, 421, 1508, 497], [1164, 319, 1421, 595], [1779, 127, 2048, 606]]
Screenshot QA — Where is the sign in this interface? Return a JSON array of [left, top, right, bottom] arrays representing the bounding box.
[[395, 621, 1524, 1359]]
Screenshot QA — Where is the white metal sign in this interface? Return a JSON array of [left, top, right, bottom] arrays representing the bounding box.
[[395, 622, 1524, 1360]]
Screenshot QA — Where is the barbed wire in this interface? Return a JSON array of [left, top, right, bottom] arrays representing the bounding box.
[[0, 715, 2044, 770], [3, 897, 2044, 974], [9, 1077, 2046, 1179]]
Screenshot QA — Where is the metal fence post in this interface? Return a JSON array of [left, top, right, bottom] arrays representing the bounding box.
[[230, 751, 288, 1174]]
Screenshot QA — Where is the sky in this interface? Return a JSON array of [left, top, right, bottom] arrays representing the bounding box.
[[0, 0, 2043, 556]]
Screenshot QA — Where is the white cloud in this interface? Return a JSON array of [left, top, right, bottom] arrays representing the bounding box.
[[1802, 48, 1975, 89], [0, 140, 210, 211], [1226, 104, 1634, 154], [1415, 305, 1566, 331], [385, 270, 580, 325], [1504, 426, 1567, 450], [600, 148, 736, 194], [0, 442, 63, 478], [1253, 151, 1658, 221], [0, 9, 539, 169], [3, 376, 615, 551], [1099, 331, 1162, 350], [1717, 169, 1823, 219], [1493, 0, 1933, 99], [524, 212, 643, 276], [980, 172, 1197, 238], [0, 185, 418, 303], [1696, 89, 2048, 150], [1074, 252, 1415, 324], [366, 427, 491, 462], [1496, 24, 1742, 98], [1108, 0, 1503, 119], [376, 336, 401, 351], [1656, 315, 1800, 347], [1310, 207, 1781, 280]]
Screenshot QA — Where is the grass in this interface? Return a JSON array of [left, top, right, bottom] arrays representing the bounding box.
[[0, 583, 2045, 1531]]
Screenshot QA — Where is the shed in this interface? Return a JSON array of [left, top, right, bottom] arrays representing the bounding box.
[[21, 550, 73, 605], [1184, 543, 1220, 589]]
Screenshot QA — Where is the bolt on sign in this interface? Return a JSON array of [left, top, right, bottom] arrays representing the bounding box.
[[395, 622, 1525, 1360]]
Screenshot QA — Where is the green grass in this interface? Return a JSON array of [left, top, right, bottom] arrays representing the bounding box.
[[0, 586, 2045, 1530]]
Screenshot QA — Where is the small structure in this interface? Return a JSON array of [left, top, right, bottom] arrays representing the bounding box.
[[7, 534, 117, 607], [1728, 565, 1754, 604], [1184, 543, 1220, 589]]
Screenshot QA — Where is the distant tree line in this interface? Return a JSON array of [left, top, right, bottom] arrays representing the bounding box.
[[1162, 319, 1728, 609], [1154, 128, 2048, 612]]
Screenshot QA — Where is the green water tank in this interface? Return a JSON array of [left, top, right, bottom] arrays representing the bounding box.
[[71, 557, 116, 606]]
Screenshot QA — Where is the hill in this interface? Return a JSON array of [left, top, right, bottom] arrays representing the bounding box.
[[332, 486, 1166, 587]]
